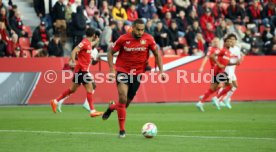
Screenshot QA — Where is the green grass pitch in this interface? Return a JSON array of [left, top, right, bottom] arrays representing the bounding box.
[[0, 102, 276, 152]]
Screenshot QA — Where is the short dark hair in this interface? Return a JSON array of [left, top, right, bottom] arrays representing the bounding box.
[[86, 27, 95, 37], [224, 36, 230, 42], [227, 33, 237, 40], [133, 19, 145, 26]]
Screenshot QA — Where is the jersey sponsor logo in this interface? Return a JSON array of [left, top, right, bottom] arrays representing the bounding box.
[[124, 46, 147, 52], [140, 39, 146, 45], [223, 56, 230, 60]]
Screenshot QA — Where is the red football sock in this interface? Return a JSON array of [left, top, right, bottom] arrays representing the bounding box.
[[87, 92, 95, 110], [217, 86, 232, 98], [109, 102, 117, 111], [116, 103, 126, 131], [56, 89, 73, 102], [201, 89, 216, 102]]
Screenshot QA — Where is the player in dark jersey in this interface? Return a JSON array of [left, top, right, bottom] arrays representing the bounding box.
[[50, 28, 103, 117], [102, 19, 166, 138], [196, 36, 238, 112]]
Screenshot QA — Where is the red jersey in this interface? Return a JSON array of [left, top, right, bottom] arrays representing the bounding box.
[[112, 33, 157, 74], [206, 46, 220, 69], [213, 47, 232, 74], [74, 38, 92, 72]]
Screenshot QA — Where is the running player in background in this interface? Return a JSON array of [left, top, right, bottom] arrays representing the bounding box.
[[196, 36, 237, 112], [57, 47, 99, 112], [214, 33, 243, 109], [50, 28, 103, 117], [198, 37, 221, 72], [102, 19, 165, 138]]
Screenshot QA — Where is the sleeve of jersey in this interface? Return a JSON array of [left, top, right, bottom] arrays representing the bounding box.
[[112, 37, 123, 52], [148, 36, 157, 51], [78, 41, 85, 51]]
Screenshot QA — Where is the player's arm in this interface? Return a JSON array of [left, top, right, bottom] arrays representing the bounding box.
[[152, 48, 166, 80], [210, 53, 225, 69], [107, 45, 117, 80], [198, 56, 209, 72], [69, 45, 81, 66]]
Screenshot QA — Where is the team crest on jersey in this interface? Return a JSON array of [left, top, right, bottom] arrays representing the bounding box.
[[140, 39, 146, 45]]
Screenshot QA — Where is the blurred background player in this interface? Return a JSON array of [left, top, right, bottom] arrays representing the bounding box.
[[102, 19, 165, 138], [196, 36, 237, 112], [50, 28, 103, 117], [214, 33, 243, 109], [198, 37, 221, 73]]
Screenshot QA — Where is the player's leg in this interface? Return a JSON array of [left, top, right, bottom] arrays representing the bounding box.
[[196, 82, 219, 112], [82, 81, 96, 111], [83, 82, 103, 117], [126, 75, 141, 108], [223, 78, 238, 109], [50, 82, 80, 113]]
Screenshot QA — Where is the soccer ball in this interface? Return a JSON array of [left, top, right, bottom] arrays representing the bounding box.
[[141, 122, 158, 138]]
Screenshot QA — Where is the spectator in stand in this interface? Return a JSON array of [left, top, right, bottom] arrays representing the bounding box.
[[226, 0, 245, 25], [162, 12, 173, 29], [48, 33, 64, 57], [99, 21, 116, 52], [10, 11, 28, 38], [268, 36, 276, 55], [248, 0, 269, 27], [186, 20, 202, 46], [0, 34, 6, 57], [0, 7, 11, 32], [127, 4, 138, 23], [151, 13, 161, 27], [262, 24, 274, 54], [187, 10, 199, 27], [86, 0, 99, 19], [168, 20, 182, 51], [6, 34, 22, 57], [122, 0, 130, 10], [161, 0, 177, 17], [249, 43, 264, 55], [262, 2, 275, 24], [8, 5, 17, 22], [243, 28, 254, 45], [145, 19, 154, 35], [90, 11, 104, 31], [187, 0, 204, 18], [200, 8, 215, 32], [203, 23, 215, 46], [154, 21, 170, 51], [215, 19, 227, 39], [31, 22, 50, 49], [0, 20, 9, 43], [99, 0, 110, 16], [65, 1, 73, 23], [52, 0, 67, 43], [137, 0, 157, 21], [112, 20, 125, 42], [176, 10, 188, 35], [194, 33, 206, 54], [0, 0, 8, 17], [71, 6, 87, 49], [112, 1, 128, 22], [174, 0, 190, 12], [33, 0, 53, 29], [212, 0, 227, 19]]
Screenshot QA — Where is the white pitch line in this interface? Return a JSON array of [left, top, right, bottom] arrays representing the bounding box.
[[0, 130, 275, 141]]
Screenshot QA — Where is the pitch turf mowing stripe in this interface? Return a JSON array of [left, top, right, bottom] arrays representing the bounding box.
[[0, 129, 275, 141]]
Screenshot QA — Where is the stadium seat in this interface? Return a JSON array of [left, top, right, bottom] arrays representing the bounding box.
[[163, 48, 176, 57], [221, 2, 229, 11], [22, 25, 32, 38], [22, 50, 31, 58], [19, 37, 33, 51], [176, 49, 188, 57], [178, 37, 187, 45], [259, 25, 265, 34]]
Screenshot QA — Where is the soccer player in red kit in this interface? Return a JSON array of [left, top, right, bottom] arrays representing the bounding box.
[[198, 37, 221, 72], [196, 36, 236, 112], [50, 28, 103, 117], [102, 19, 165, 138]]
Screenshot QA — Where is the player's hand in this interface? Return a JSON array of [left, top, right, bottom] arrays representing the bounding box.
[[218, 63, 225, 69], [69, 59, 76, 68], [198, 67, 203, 73], [160, 72, 167, 81], [108, 69, 116, 81]]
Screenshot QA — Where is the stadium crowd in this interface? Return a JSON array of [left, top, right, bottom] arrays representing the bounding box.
[[0, 0, 276, 58]]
